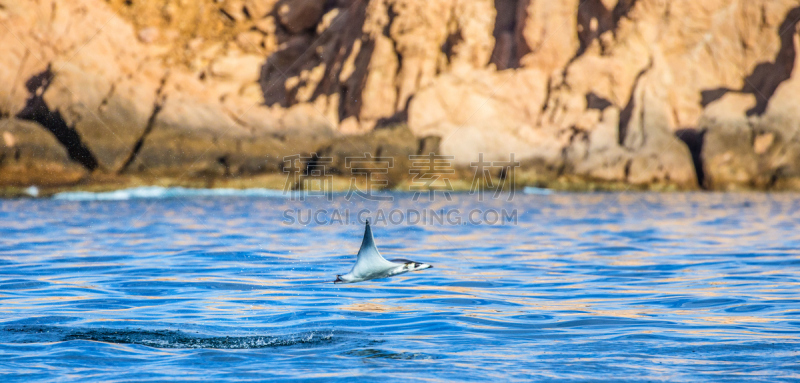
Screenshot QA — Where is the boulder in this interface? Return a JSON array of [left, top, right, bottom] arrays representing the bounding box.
[[699, 93, 759, 190], [700, 26, 800, 191], [277, 0, 326, 33], [409, 68, 553, 165], [0, 119, 87, 186]]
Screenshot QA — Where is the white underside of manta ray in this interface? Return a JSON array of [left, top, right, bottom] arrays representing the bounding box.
[[334, 221, 433, 284]]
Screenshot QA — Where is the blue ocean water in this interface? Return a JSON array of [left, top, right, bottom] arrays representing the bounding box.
[[1, 190, 799, 382]]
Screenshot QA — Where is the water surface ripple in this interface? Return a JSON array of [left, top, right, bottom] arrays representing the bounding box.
[[1, 192, 799, 381]]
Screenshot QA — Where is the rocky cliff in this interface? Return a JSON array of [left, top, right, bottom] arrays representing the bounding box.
[[2, 0, 800, 193]]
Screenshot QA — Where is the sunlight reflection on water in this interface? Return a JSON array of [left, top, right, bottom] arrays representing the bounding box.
[[0, 191, 799, 381]]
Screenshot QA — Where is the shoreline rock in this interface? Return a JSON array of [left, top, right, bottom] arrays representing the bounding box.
[[0, 118, 88, 187], [2, 0, 800, 192]]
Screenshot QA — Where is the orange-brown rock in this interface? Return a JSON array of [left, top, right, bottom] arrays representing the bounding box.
[[0, 119, 87, 186], [2, 0, 800, 190], [278, 0, 326, 34]]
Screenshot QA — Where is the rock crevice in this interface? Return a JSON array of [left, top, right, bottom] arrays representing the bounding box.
[[119, 71, 170, 173]]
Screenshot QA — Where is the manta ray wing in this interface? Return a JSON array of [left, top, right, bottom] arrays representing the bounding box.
[[350, 221, 396, 278]]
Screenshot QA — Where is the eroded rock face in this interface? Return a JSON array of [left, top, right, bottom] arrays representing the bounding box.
[[2, 0, 800, 190], [0, 0, 338, 182], [700, 26, 800, 191]]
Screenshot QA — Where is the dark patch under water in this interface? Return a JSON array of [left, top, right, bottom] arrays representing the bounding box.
[[1, 325, 338, 349], [1, 191, 799, 382]]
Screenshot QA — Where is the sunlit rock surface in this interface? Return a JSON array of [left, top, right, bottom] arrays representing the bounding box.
[[2, 0, 800, 190]]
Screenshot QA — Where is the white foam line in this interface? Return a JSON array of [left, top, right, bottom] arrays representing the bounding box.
[[52, 186, 291, 201], [523, 186, 554, 195]]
